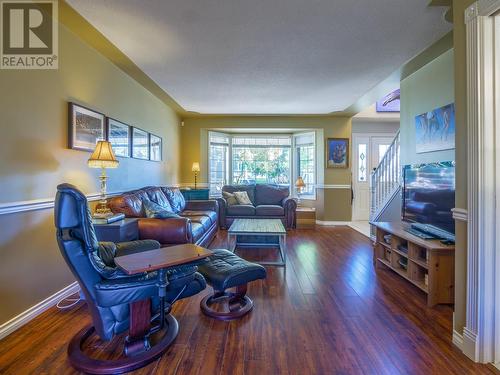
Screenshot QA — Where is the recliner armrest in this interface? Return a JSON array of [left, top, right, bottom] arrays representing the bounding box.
[[115, 240, 160, 257], [138, 217, 192, 245], [185, 200, 218, 212]]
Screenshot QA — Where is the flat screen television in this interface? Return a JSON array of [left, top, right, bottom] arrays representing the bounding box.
[[402, 161, 455, 235]]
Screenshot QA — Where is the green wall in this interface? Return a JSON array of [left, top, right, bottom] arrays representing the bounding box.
[[400, 49, 455, 166], [0, 19, 180, 324]]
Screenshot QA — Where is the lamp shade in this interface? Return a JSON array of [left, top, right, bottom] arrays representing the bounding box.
[[295, 176, 306, 188], [192, 162, 200, 172], [88, 141, 119, 169]]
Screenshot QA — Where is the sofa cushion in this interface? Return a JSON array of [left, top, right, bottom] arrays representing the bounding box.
[[222, 185, 256, 205], [143, 199, 180, 219], [180, 210, 217, 225], [255, 205, 285, 216], [144, 187, 174, 211], [255, 184, 289, 206], [161, 187, 186, 213], [184, 215, 212, 231], [191, 222, 205, 242], [222, 191, 238, 206], [108, 191, 147, 217], [226, 204, 256, 216], [233, 191, 252, 205]]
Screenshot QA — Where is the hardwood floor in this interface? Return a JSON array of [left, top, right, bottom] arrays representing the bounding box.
[[0, 227, 497, 374]]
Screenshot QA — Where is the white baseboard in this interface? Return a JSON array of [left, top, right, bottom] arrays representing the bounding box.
[[347, 223, 371, 238], [453, 329, 464, 350], [316, 220, 350, 226], [0, 281, 80, 340], [462, 327, 479, 362]]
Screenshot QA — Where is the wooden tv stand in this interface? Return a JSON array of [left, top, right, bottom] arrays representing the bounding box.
[[371, 222, 455, 307]]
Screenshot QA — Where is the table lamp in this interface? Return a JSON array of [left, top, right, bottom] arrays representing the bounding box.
[[88, 141, 119, 218], [295, 176, 306, 205], [192, 162, 200, 189]]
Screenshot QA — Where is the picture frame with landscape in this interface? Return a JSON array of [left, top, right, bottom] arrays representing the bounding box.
[[68, 103, 105, 151], [149, 134, 162, 161], [107, 118, 131, 158], [132, 127, 149, 160]]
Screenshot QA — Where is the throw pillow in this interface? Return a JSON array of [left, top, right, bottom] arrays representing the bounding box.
[[223, 191, 238, 206], [234, 191, 252, 205], [143, 199, 180, 219]]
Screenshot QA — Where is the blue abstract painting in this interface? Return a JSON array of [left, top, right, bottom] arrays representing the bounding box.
[[415, 103, 455, 153], [326, 138, 349, 168]]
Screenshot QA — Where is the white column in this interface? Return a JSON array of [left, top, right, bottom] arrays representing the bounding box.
[[464, 0, 500, 363]]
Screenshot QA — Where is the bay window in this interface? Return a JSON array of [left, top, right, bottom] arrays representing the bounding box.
[[208, 131, 316, 200], [232, 136, 291, 185]]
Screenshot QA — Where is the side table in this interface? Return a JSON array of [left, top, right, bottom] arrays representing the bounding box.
[[296, 207, 316, 229], [180, 188, 210, 201], [93, 218, 139, 242]]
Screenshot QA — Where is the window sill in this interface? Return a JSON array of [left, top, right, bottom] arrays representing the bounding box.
[[297, 197, 316, 201]]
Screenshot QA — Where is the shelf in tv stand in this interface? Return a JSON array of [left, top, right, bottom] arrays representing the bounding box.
[[371, 221, 455, 307]]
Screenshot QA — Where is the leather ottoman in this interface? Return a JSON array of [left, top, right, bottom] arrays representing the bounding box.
[[197, 249, 267, 320]]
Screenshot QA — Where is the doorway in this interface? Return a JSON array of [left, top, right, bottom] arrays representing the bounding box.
[[352, 134, 395, 222]]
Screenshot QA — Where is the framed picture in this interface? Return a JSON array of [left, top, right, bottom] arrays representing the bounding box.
[[326, 138, 349, 168], [149, 134, 162, 161], [376, 89, 400, 112], [415, 103, 455, 153], [132, 127, 149, 160], [107, 118, 131, 158], [68, 103, 105, 151]]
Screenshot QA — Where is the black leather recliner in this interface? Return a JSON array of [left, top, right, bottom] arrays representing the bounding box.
[[54, 183, 207, 374]]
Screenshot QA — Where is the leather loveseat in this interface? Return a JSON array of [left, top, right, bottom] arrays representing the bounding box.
[[216, 184, 297, 229], [108, 186, 218, 247]]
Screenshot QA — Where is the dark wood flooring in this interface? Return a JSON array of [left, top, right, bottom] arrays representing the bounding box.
[[0, 227, 497, 374]]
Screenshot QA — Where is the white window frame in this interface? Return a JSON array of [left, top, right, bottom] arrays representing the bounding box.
[[207, 130, 296, 197], [293, 131, 317, 200], [208, 131, 230, 197]]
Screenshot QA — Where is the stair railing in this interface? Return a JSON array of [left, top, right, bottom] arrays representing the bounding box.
[[370, 130, 401, 221]]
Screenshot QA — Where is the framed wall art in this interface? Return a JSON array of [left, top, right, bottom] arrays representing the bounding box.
[[132, 127, 149, 160], [326, 138, 349, 168], [68, 103, 105, 151], [415, 103, 455, 153], [376, 89, 400, 113], [107, 118, 131, 158], [149, 134, 162, 161]]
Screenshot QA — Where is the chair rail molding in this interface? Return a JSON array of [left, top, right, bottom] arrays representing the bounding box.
[[451, 208, 468, 222], [464, 0, 500, 364], [0, 187, 144, 216], [316, 184, 351, 189]]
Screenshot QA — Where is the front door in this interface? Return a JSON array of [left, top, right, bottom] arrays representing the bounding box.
[[352, 135, 394, 221]]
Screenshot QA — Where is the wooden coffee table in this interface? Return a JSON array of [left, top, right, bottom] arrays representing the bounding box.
[[227, 218, 287, 267]]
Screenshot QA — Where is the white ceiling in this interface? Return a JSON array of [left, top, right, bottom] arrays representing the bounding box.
[[67, 0, 451, 115]]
